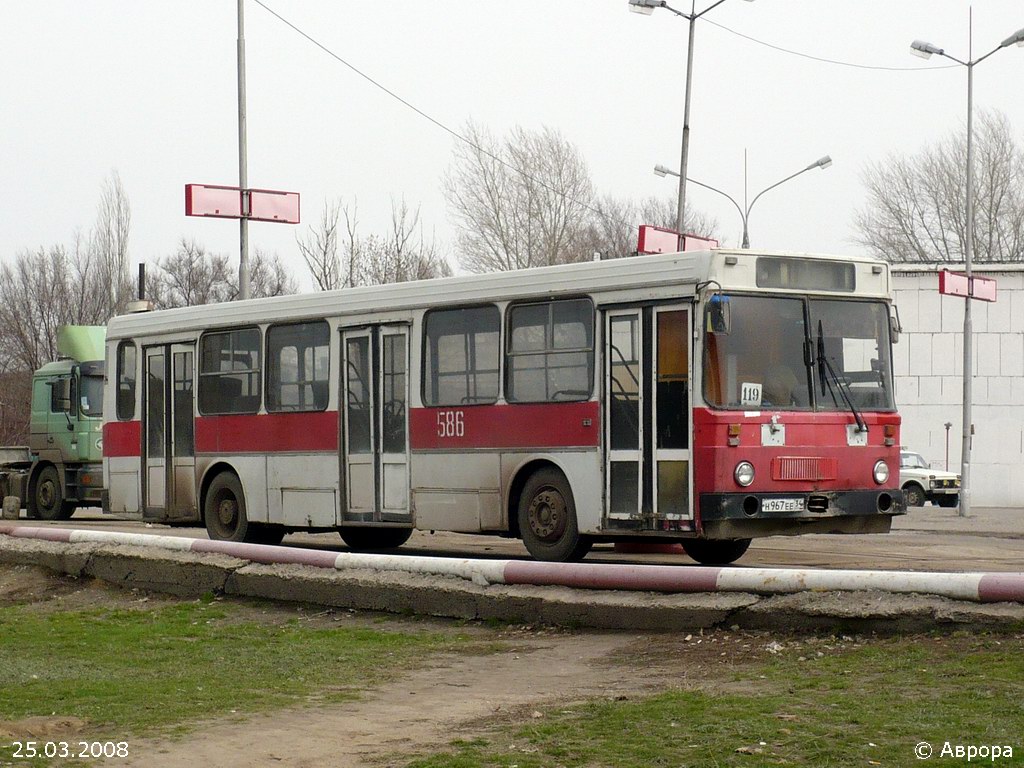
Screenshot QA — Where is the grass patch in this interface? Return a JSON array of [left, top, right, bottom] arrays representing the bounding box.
[[404, 633, 1024, 767], [0, 597, 462, 761]]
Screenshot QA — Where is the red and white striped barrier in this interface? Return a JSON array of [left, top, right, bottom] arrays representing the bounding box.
[[2, 525, 1022, 603]]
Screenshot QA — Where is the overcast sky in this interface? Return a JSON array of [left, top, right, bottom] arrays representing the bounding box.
[[3, 1, 1023, 290]]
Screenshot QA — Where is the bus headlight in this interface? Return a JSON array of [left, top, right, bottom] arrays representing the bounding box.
[[734, 461, 755, 487], [873, 460, 890, 485]]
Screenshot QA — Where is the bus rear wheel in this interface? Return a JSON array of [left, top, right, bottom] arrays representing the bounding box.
[[681, 538, 752, 565], [29, 465, 75, 521], [339, 527, 413, 551], [518, 468, 592, 562], [204, 472, 251, 542]]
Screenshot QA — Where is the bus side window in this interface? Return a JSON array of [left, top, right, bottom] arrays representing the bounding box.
[[423, 306, 500, 407], [506, 298, 594, 403], [198, 328, 262, 415], [266, 321, 329, 413], [116, 341, 137, 420]]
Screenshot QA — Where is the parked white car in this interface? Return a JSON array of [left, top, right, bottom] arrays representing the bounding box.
[[899, 450, 960, 508]]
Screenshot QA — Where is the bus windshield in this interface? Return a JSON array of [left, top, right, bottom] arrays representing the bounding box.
[[702, 295, 894, 411]]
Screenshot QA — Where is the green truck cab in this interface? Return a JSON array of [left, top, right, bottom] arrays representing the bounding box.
[[17, 326, 106, 519]]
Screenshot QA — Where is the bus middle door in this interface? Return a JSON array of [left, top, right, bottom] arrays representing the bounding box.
[[340, 325, 411, 524]]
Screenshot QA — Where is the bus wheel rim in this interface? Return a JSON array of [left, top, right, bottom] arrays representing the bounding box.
[[528, 488, 565, 541], [217, 497, 238, 527]]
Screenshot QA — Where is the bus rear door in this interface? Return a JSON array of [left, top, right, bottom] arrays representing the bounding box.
[[143, 343, 197, 521]]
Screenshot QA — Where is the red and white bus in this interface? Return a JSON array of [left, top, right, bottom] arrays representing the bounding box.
[[102, 248, 904, 564]]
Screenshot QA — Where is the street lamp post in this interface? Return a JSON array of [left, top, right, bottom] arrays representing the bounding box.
[[237, 0, 251, 300], [629, 0, 754, 247], [654, 155, 832, 247], [944, 421, 953, 471], [910, 20, 1024, 517]]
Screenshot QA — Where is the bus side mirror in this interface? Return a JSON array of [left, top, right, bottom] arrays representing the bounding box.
[[890, 307, 902, 343], [705, 294, 731, 334]]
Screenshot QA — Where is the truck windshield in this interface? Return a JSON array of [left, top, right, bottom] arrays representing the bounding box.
[[702, 295, 894, 411], [80, 374, 104, 417]]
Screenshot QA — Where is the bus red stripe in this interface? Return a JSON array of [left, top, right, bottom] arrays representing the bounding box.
[[410, 401, 600, 450], [195, 412, 338, 453], [103, 421, 141, 457]]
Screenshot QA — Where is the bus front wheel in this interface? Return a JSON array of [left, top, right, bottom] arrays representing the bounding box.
[[204, 473, 250, 542], [681, 538, 752, 565], [518, 468, 592, 563]]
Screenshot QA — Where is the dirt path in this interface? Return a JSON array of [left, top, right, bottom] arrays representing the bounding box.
[[121, 632, 641, 767]]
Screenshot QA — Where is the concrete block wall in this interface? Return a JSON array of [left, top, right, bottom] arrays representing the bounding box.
[[891, 265, 1024, 507]]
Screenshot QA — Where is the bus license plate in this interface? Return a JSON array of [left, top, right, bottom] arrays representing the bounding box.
[[762, 497, 805, 513]]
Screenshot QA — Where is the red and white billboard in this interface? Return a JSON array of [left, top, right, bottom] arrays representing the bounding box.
[[637, 225, 719, 255], [185, 184, 300, 224], [939, 269, 996, 302]]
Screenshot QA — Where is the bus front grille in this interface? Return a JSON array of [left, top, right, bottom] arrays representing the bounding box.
[[771, 456, 839, 482]]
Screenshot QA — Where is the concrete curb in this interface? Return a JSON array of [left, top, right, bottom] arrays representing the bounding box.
[[2, 535, 1023, 633], [3, 525, 1023, 604]]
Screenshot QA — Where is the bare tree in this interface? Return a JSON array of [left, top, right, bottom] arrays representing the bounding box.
[[359, 198, 452, 285], [90, 171, 134, 313], [149, 239, 298, 309], [301, 198, 452, 290], [0, 172, 133, 442], [147, 238, 234, 309], [297, 199, 343, 291], [583, 194, 720, 260], [443, 121, 596, 272], [0, 371, 32, 446], [0, 247, 76, 371], [855, 110, 1024, 263], [241, 248, 299, 298]]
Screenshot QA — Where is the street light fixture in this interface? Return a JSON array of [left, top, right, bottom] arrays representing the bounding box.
[[629, 0, 755, 248], [654, 155, 832, 247], [909, 19, 1024, 518]]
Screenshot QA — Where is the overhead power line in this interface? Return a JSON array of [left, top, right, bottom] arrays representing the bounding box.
[[250, 0, 630, 233], [250, 1, 954, 246], [704, 18, 958, 72]]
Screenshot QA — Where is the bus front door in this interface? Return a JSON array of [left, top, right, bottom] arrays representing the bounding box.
[[340, 325, 411, 524], [142, 344, 197, 521], [604, 306, 693, 529]]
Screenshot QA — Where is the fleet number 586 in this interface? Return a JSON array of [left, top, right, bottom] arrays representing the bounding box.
[[436, 410, 465, 438]]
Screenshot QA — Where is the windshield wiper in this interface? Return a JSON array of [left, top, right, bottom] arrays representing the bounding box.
[[816, 320, 867, 433]]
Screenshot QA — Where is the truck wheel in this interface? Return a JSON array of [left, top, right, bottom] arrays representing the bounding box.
[[29, 466, 75, 521], [681, 538, 752, 565], [902, 483, 926, 508], [204, 472, 251, 542], [518, 468, 592, 562]]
